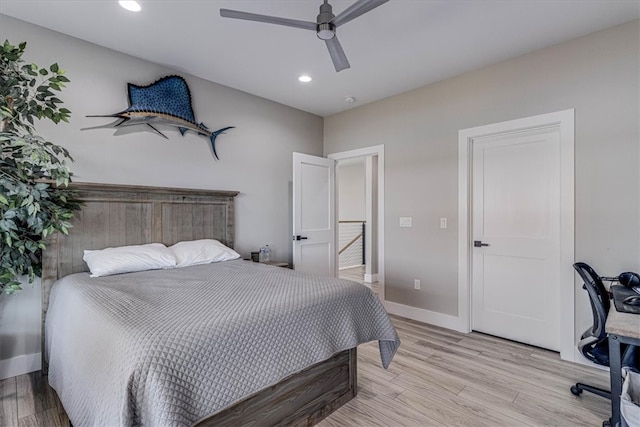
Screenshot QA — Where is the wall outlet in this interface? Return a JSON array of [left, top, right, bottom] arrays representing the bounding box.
[[414, 279, 420, 290], [440, 217, 447, 229]]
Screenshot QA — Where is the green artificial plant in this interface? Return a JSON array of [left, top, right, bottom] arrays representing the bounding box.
[[0, 40, 81, 295]]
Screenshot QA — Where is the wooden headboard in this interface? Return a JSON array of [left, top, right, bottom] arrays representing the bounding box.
[[41, 182, 238, 369]]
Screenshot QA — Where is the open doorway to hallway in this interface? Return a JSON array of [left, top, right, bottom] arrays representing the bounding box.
[[329, 144, 384, 300], [336, 156, 378, 295]]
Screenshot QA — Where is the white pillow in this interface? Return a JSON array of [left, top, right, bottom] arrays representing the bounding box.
[[169, 239, 240, 268], [83, 243, 177, 277]]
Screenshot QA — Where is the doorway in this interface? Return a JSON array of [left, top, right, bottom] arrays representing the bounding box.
[[336, 157, 376, 291], [458, 110, 575, 361], [329, 145, 385, 298]]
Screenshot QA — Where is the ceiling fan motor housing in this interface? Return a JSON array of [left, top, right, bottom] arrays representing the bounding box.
[[317, 1, 336, 39]]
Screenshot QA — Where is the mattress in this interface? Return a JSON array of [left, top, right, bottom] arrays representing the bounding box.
[[45, 259, 400, 426]]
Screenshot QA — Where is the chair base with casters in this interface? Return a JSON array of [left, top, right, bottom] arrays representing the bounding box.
[[571, 382, 612, 427], [570, 382, 611, 400], [570, 344, 638, 427], [570, 262, 640, 427], [570, 333, 612, 403], [571, 343, 638, 398]]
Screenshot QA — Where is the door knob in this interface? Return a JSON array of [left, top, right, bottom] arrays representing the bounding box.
[[293, 235, 308, 241], [474, 240, 489, 247]]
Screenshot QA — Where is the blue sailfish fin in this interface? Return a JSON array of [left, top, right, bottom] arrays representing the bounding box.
[[126, 76, 197, 125]]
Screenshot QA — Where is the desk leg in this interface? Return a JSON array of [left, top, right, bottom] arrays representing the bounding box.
[[609, 334, 622, 427]]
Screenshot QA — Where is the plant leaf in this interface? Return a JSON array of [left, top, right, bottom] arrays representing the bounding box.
[[0, 38, 80, 295]]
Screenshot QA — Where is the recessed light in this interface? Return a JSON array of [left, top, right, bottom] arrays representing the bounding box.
[[119, 1, 141, 12], [344, 96, 356, 103], [298, 75, 312, 83]]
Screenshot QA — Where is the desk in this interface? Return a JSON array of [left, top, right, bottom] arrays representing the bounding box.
[[606, 307, 640, 426]]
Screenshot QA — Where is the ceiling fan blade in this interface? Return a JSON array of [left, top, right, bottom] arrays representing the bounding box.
[[325, 36, 350, 72], [331, 0, 389, 27], [220, 9, 317, 31]]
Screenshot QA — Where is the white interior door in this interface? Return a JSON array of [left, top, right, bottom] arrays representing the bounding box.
[[292, 152, 336, 276], [472, 127, 561, 351]]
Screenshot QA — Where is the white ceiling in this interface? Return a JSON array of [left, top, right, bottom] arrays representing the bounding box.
[[2, 1, 639, 117]]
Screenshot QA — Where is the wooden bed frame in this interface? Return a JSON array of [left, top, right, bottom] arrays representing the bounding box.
[[41, 182, 357, 426]]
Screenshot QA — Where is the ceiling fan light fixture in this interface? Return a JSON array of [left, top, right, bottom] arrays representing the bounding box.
[[316, 23, 335, 40], [119, 1, 141, 12]]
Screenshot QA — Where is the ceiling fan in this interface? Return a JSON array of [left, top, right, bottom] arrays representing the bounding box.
[[220, 0, 389, 72]]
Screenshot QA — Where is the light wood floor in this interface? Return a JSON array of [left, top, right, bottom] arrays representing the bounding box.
[[333, 266, 610, 426], [340, 265, 366, 282], [340, 265, 379, 295], [319, 315, 611, 426], [1, 272, 611, 426], [0, 370, 68, 426]]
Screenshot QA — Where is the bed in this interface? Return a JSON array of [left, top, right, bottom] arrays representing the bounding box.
[[41, 183, 400, 426]]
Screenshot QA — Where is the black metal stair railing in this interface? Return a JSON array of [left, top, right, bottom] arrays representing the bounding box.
[[338, 220, 365, 268]]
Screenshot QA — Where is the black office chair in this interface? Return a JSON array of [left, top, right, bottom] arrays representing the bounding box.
[[571, 262, 612, 399], [570, 262, 639, 400]]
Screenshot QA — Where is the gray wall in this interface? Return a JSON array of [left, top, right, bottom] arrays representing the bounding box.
[[324, 20, 640, 334], [338, 160, 366, 221], [0, 279, 40, 362], [0, 15, 323, 372]]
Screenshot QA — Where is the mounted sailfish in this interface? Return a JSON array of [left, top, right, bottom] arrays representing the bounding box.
[[88, 75, 234, 160]]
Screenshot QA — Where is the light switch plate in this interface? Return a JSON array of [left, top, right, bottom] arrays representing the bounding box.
[[399, 217, 412, 228], [440, 218, 447, 229]]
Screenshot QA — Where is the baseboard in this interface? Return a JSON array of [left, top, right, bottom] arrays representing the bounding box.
[[0, 352, 42, 380], [382, 300, 467, 332], [364, 273, 378, 283]]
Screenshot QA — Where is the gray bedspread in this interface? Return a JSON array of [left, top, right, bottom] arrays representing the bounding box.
[[45, 260, 399, 426]]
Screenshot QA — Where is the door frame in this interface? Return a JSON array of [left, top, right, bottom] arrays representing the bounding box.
[[458, 110, 575, 361], [328, 145, 385, 300]]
